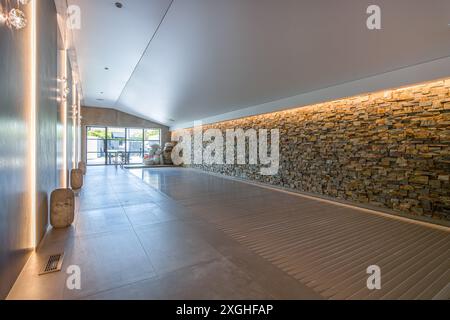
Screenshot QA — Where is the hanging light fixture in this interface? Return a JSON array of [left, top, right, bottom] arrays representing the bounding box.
[[8, 8, 27, 30], [0, 0, 32, 30]]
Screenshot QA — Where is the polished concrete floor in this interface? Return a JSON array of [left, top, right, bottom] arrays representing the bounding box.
[[7, 167, 450, 300]]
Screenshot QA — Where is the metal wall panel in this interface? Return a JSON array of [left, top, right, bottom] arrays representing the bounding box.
[[0, 0, 58, 298]]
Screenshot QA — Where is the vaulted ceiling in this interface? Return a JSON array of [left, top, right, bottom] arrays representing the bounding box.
[[68, 0, 450, 127]]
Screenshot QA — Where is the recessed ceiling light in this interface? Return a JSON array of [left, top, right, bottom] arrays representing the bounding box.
[[115, 2, 123, 9]]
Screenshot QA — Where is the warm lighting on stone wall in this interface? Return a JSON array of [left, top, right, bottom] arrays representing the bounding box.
[[178, 77, 450, 128], [172, 77, 450, 222]]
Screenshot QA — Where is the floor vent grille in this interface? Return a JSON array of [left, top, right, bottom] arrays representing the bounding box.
[[39, 253, 64, 275]]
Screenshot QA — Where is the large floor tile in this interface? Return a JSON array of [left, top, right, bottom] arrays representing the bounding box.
[[115, 192, 157, 206], [79, 197, 121, 211], [63, 230, 156, 299], [10, 167, 448, 301], [123, 203, 162, 227], [75, 207, 132, 236], [86, 257, 273, 300], [135, 222, 223, 275]]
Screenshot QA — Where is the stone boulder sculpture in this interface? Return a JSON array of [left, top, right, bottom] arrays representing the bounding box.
[[163, 142, 176, 165], [71, 169, 84, 190], [50, 189, 75, 228], [78, 161, 87, 175], [143, 144, 163, 165]]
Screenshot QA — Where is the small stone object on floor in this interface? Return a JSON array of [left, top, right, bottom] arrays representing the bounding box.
[[78, 161, 87, 175], [71, 169, 84, 190], [50, 189, 75, 228]]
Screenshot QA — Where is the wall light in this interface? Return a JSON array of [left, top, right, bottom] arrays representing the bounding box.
[[61, 49, 68, 188], [8, 8, 27, 29], [0, 0, 32, 30]]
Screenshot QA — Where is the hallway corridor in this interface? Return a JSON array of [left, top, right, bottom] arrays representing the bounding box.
[[8, 167, 450, 300]]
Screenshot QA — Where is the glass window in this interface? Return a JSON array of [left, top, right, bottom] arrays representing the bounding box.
[[87, 127, 106, 165], [87, 127, 106, 139], [144, 129, 161, 155], [145, 140, 162, 150], [127, 128, 143, 140], [87, 140, 105, 153], [145, 129, 161, 142], [107, 139, 125, 151], [127, 140, 144, 153], [104, 128, 125, 165], [86, 126, 162, 166], [108, 127, 126, 140], [128, 152, 143, 164], [87, 153, 106, 165]]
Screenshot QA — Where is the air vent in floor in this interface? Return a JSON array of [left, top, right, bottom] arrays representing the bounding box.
[[39, 253, 64, 275]]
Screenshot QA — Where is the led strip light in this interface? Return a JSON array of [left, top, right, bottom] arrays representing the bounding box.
[[72, 81, 77, 169], [62, 48, 68, 188], [29, 0, 37, 249]]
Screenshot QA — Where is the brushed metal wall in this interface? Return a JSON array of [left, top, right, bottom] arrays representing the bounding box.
[[0, 0, 32, 299], [36, 0, 58, 245], [0, 0, 58, 298]]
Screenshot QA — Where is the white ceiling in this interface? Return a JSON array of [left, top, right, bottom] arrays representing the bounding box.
[[68, 0, 172, 109], [69, 0, 450, 127]]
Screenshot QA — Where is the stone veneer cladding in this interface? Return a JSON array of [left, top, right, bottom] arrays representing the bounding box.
[[173, 79, 450, 222]]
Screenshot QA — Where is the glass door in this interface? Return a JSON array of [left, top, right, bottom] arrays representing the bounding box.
[[86, 126, 162, 166], [86, 127, 106, 165], [106, 127, 126, 165], [127, 128, 145, 164]]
